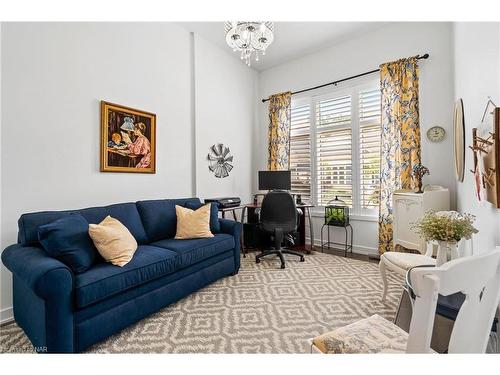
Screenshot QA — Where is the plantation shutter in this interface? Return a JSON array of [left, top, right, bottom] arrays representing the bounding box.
[[290, 104, 311, 201], [359, 88, 382, 209], [316, 95, 353, 206]]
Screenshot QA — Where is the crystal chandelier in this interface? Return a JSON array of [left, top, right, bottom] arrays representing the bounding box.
[[224, 22, 274, 67]]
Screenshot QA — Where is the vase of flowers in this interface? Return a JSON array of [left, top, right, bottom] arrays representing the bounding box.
[[412, 164, 430, 194], [412, 211, 478, 266]]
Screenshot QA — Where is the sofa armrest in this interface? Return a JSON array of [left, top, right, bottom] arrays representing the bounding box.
[[2, 244, 74, 299], [218, 219, 242, 270], [1, 244, 74, 352]]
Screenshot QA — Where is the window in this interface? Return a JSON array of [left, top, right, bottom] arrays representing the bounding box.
[[289, 104, 312, 201], [289, 81, 381, 215], [359, 88, 382, 209], [316, 95, 352, 206]]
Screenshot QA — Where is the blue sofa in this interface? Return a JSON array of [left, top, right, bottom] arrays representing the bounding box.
[[1, 198, 242, 353]]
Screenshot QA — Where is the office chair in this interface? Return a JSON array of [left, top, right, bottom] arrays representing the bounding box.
[[256, 190, 305, 269]]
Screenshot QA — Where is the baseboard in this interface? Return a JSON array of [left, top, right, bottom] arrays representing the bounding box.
[[0, 307, 14, 325], [307, 237, 378, 257]]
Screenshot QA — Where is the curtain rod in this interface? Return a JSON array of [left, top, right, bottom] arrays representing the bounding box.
[[261, 53, 429, 103]]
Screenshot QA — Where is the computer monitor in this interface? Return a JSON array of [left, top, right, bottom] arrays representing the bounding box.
[[258, 170, 291, 191]]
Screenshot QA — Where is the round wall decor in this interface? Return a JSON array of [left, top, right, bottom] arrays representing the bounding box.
[[207, 143, 233, 178], [453, 99, 465, 182], [426, 126, 446, 142]]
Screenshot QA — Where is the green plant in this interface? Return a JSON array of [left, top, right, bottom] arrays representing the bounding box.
[[326, 210, 343, 224], [325, 206, 347, 226], [412, 211, 478, 243]]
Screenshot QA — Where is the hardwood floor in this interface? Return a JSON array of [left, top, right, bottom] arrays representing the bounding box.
[[244, 245, 379, 263], [312, 246, 380, 263]]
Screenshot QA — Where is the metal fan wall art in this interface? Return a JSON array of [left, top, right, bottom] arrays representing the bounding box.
[[207, 143, 233, 178]]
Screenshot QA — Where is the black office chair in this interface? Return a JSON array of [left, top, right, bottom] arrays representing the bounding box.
[[256, 191, 305, 269]]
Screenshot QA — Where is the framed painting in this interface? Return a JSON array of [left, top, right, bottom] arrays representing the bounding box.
[[100, 101, 156, 173]]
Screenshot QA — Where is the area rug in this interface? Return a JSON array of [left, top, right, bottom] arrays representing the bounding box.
[[0, 251, 403, 353]]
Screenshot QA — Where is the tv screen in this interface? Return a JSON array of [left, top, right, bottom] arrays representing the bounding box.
[[258, 170, 291, 191]]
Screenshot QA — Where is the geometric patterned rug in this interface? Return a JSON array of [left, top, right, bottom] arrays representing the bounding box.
[[0, 251, 404, 353]]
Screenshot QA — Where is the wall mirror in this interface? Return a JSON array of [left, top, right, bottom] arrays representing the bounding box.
[[453, 98, 465, 182]]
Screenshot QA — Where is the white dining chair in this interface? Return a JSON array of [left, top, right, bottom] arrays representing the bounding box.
[[309, 249, 500, 353], [379, 242, 435, 302], [379, 239, 474, 302]]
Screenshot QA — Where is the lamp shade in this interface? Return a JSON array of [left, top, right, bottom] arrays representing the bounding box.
[[120, 117, 135, 131]]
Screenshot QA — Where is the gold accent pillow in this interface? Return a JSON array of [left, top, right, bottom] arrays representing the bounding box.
[[88, 216, 138, 267], [175, 204, 214, 239]]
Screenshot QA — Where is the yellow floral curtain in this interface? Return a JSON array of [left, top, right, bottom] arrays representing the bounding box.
[[378, 57, 421, 254], [268, 92, 292, 171]]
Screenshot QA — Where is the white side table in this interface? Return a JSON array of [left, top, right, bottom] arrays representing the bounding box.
[[392, 186, 450, 254]]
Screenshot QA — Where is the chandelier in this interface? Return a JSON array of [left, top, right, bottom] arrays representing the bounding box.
[[224, 22, 274, 67]]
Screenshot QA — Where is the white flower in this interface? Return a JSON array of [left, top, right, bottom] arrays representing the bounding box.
[[434, 211, 466, 220]]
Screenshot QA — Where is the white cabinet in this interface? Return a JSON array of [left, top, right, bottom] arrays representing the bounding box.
[[392, 186, 450, 254]]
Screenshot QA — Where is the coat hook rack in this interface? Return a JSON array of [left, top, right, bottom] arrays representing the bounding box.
[[470, 106, 499, 208], [483, 168, 496, 189]]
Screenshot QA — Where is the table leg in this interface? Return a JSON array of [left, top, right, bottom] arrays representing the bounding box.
[[350, 224, 353, 254], [327, 225, 330, 250], [320, 225, 324, 253], [306, 207, 314, 253], [240, 206, 246, 258], [344, 226, 348, 257], [298, 207, 306, 246]]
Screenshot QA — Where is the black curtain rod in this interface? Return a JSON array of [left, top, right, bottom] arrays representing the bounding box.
[[261, 53, 429, 103]]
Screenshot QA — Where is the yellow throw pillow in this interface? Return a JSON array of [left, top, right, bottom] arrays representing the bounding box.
[[175, 204, 214, 239], [88, 216, 138, 267]]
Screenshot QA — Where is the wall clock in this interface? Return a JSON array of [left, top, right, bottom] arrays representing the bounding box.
[[426, 126, 446, 142], [207, 143, 233, 178]]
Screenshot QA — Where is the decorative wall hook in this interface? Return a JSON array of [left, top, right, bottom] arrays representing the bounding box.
[[469, 144, 488, 154], [469, 107, 500, 208], [482, 168, 495, 188], [476, 135, 494, 146], [481, 97, 497, 123]]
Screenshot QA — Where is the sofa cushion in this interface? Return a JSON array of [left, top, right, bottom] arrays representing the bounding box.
[[151, 234, 235, 269], [37, 213, 97, 273], [18, 202, 148, 246], [175, 204, 214, 240], [185, 201, 220, 233], [75, 245, 177, 308], [136, 198, 202, 242], [89, 216, 138, 267]]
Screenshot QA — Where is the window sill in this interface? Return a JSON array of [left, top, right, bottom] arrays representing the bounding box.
[[349, 214, 379, 223], [310, 210, 378, 223]]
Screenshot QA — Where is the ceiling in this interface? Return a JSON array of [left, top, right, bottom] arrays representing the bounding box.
[[178, 22, 388, 71]]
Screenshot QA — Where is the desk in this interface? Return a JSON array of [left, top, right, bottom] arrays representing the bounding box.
[[108, 148, 137, 168], [237, 203, 314, 257], [219, 205, 245, 221]]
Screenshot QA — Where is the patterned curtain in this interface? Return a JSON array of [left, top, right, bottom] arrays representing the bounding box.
[[268, 92, 292, 171], [378, 57, 421, 254]]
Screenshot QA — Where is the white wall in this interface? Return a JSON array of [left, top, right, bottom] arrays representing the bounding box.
[[257, 22, 456, 255], [0, 23, 257, 322], [0, 24, 5, 322], [453, 23, 500, 254], [194, 35, 258, 205]]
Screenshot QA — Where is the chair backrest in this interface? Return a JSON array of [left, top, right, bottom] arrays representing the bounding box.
[[406, 249, 500, 353], [260, 190, 297, 233]]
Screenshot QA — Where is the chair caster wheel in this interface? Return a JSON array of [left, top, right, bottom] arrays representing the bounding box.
[[300, 257, 305, 262], [281, 263, 286, 269], [256, 258, 260, 264]]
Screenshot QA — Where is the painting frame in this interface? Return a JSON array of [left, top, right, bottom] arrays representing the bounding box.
[[100, 101, 156, 174]]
